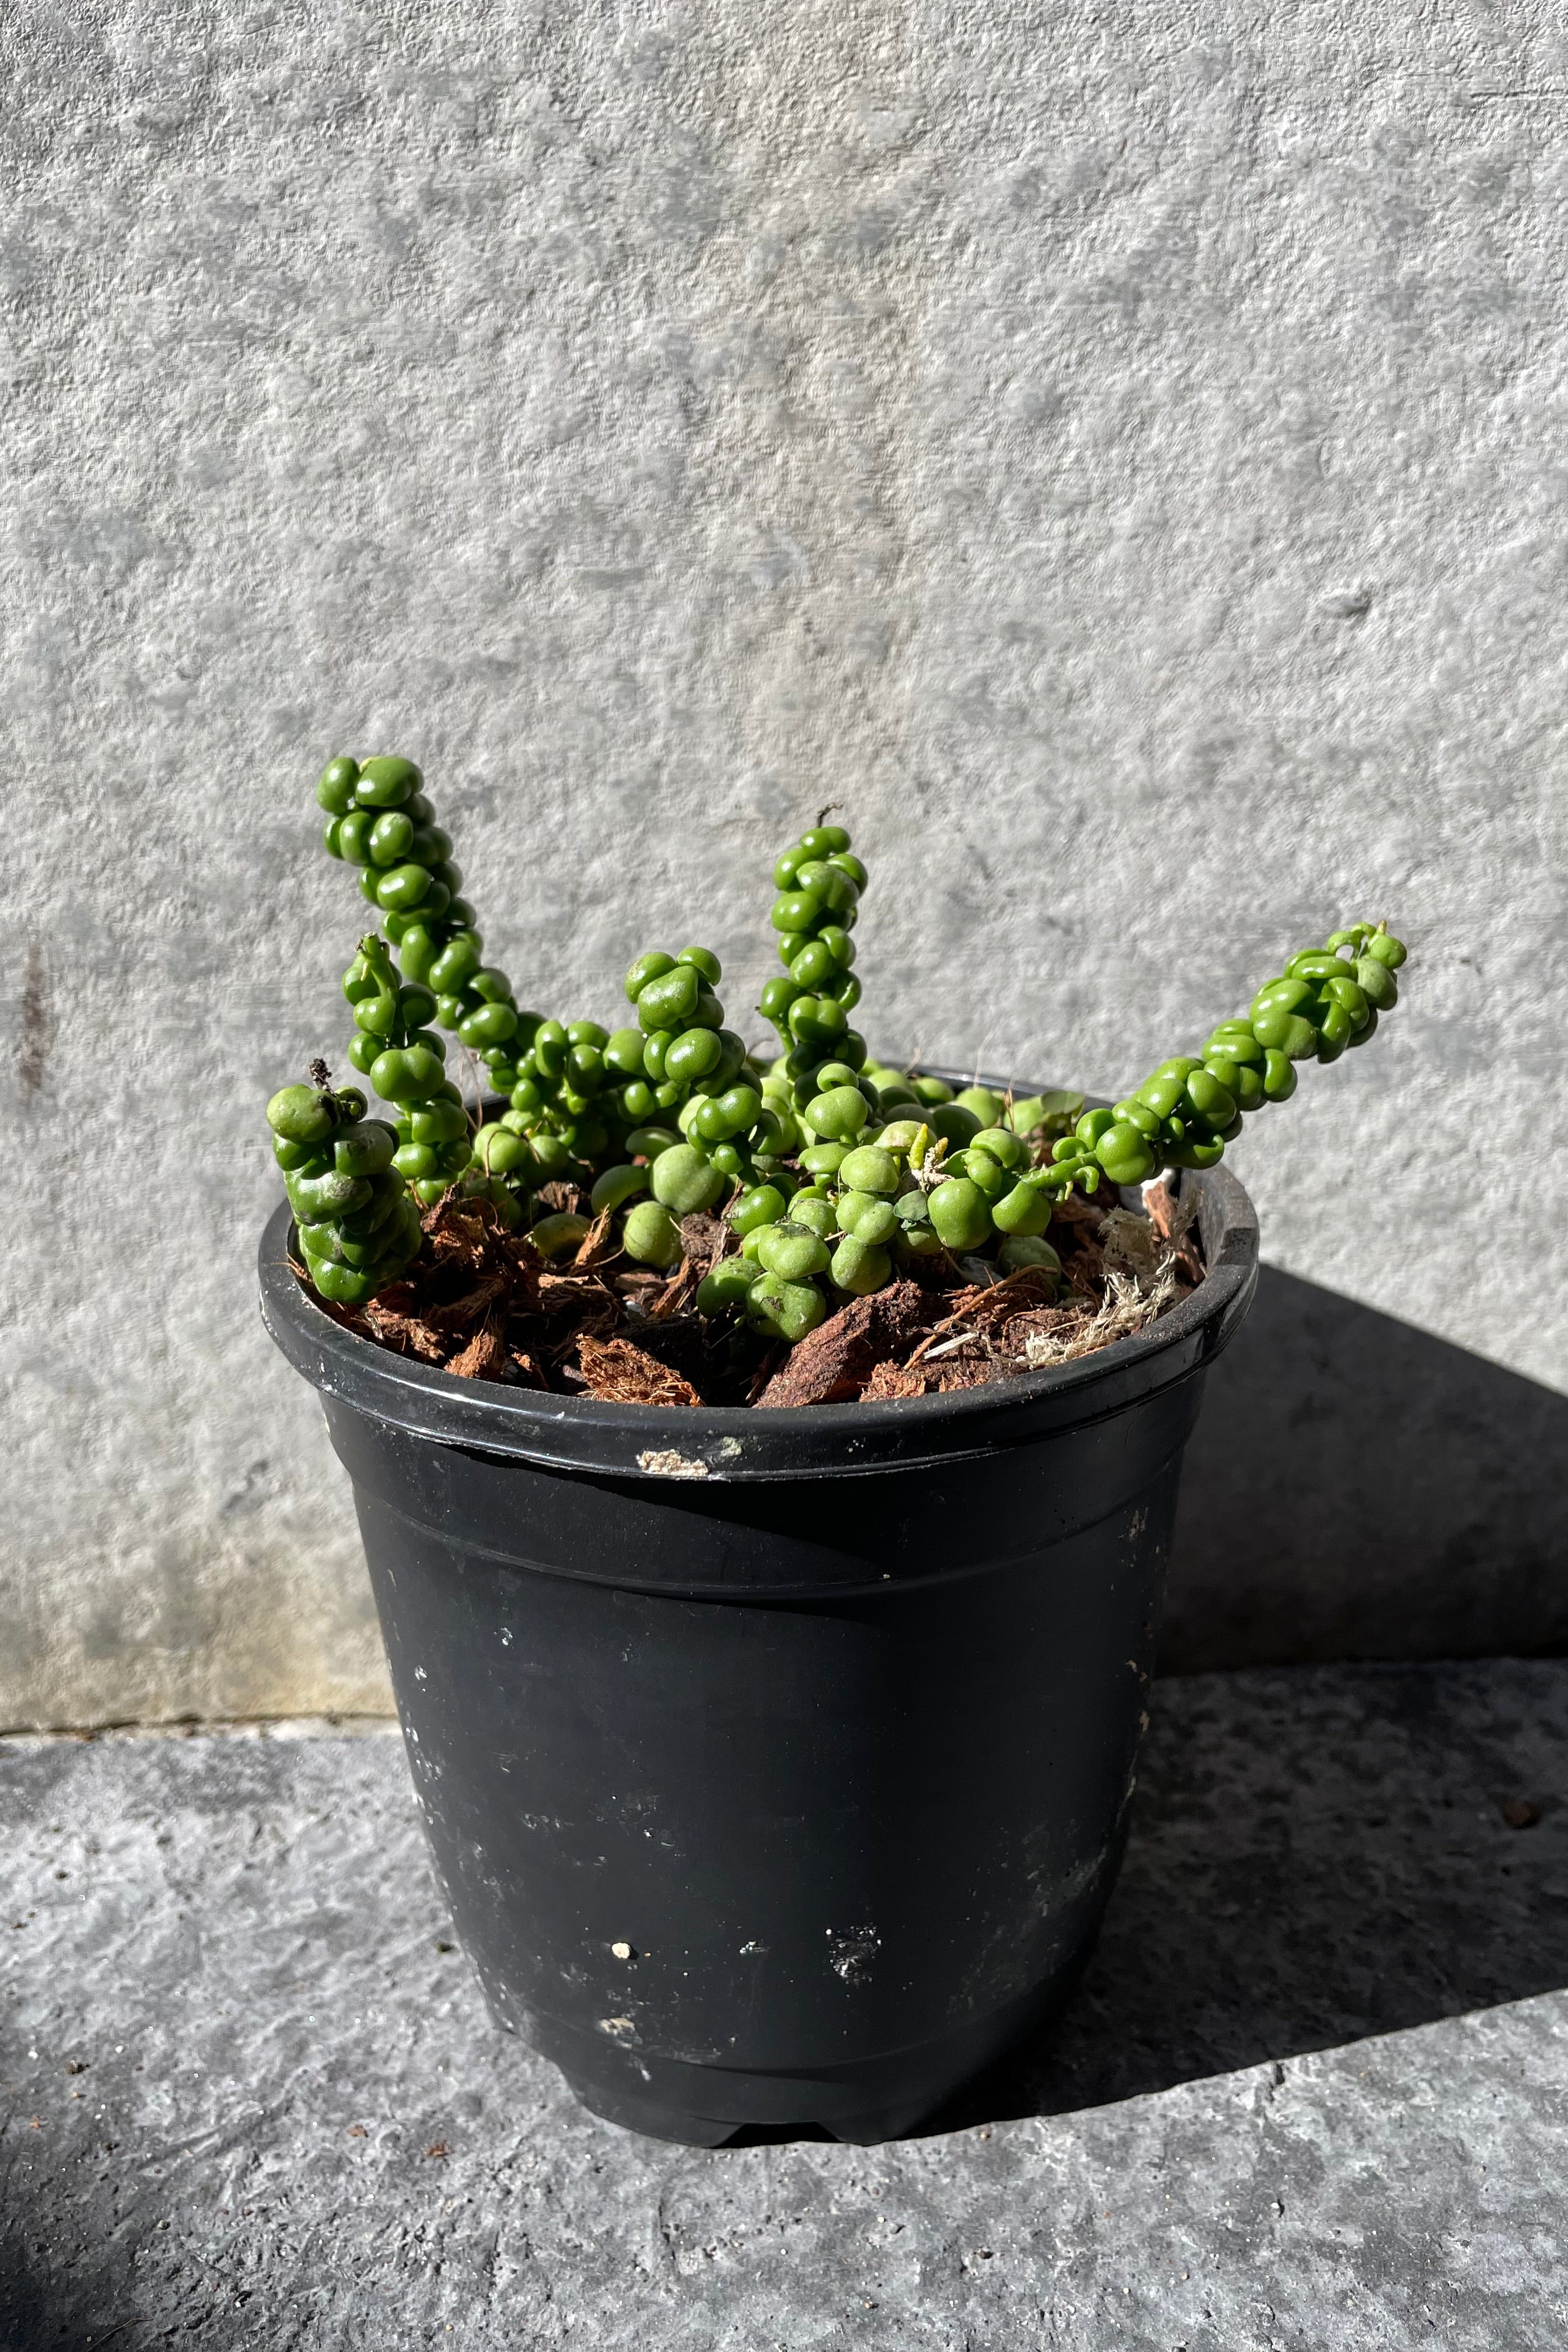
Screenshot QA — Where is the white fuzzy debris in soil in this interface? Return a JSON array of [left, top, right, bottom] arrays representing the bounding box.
[[1022, 1212, 1183, 1371]]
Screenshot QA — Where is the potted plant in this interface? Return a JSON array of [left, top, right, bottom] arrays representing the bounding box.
[[260, 752, 1407, 2146]]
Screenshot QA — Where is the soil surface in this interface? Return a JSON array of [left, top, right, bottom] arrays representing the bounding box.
[[295, 1180, 1205, 1411]]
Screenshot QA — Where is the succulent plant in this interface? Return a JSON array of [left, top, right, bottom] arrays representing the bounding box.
[[268, 754, 1408, 1334]]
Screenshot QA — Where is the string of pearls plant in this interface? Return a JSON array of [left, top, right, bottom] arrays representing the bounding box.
[[268, 755, 1408, 1336]]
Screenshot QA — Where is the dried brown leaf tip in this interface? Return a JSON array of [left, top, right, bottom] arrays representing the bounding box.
[[575, 1336, 701, 1408]]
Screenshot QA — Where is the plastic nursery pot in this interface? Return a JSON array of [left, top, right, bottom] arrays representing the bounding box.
[[258, 1080, 1258, 2149]]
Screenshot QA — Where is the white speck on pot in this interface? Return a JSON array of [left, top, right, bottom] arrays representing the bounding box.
[[598, 2016, 636, 2037], [825, 1926, 881, 1983], [635, 1448, 711, 1479], [611, 1941, 633, 1959]]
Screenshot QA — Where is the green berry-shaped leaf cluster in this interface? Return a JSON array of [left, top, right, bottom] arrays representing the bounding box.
[[1045, 923, 1408, 1194], [335, 930, 470, 1194], [320, 752, 468, 935], [321, 755, 540, 1185], [536, 949, 794, 1272], [672, 832, 1410, 1335], [267, 1062, 422, 1305], [707, 1080, 1070, 1339], [757, 821, 869, 1101], [271, 756, 1411, 1349]]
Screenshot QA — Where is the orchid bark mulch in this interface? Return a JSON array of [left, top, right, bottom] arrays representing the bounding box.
[[293, 1178, 1205, 1413]]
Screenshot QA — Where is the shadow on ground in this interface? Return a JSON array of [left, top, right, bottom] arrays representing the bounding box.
[[0, 2250, 111, 2352], [1161, 1269, 1568, 1671], [944, 1660, 1568, 2129]]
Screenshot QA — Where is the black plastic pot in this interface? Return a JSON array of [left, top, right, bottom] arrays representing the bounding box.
[[259, 1097, 1257, 2147]]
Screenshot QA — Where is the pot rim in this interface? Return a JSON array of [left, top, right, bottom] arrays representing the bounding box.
[[258, 1067, 1259, 1482]]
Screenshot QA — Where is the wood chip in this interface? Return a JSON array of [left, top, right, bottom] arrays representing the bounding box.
[[614, 1270, 666, 1304], [904, 1268, 1063, 1367], [573, 1210, 621, 1269], [650, 1261, 697, 1320], [425, 1275, 509, 1331], [1050, 1189, 1106, 1234], [679, 1213, 732, 1280], [860, 1360, 929, 1401], [422, 1198, 494, 1269], [445, 1324, 508, 1381], [361, 1301, 449, 1363], [1142, 1176, 1206, 1281], [335, 1138, 1191, 1412], [930, 1360, 1003, 1392], [576, 1335, 701, 1408], [757, 1282, 940, 1409], [1142, 1177, 1180, 1241], [536, 1272, 614, 1317], [365, 1276, 420, 1312]]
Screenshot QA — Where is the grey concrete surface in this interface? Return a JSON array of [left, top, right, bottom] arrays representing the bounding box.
[[4, 1662, 1567, 2347], [5, 4, 1567, 1726]]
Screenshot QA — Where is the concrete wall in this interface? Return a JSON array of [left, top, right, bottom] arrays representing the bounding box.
[[5, 1, 1566, 1730]]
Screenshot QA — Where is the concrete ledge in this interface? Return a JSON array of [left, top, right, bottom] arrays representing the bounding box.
[[4, 1663, 1566, 2347]]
